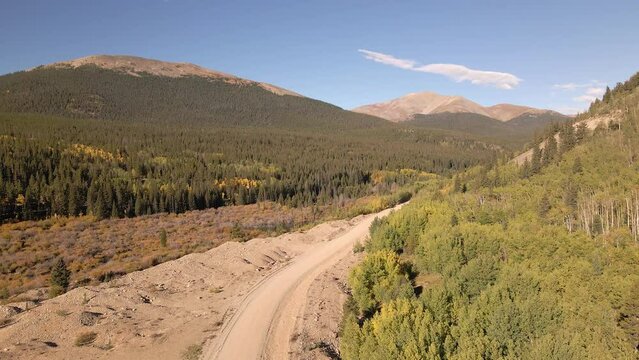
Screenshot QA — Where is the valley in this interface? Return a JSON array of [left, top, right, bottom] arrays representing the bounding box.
[[1, 51, 637, 360]]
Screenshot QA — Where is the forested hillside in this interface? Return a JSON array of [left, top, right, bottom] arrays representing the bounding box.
[[0, 112, 501, 222], [0, 64, 385, 129], [0, 58, 517, 223], [407, 111, 570, 149], [341, 71, 639, 359]]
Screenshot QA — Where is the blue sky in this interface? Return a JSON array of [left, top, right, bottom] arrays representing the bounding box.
[[1, 0, 637, 114]]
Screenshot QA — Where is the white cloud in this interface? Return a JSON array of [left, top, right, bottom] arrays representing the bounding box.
[[358, 49, 521, 90], [553, 80, 607, 110], [553, 83, 582, 91], [358, 49, 416, 70], [552, 106, 583, 115], [572, 86, 606, 103]]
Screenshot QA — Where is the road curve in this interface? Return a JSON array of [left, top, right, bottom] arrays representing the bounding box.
[[202, 205, 401, 360]]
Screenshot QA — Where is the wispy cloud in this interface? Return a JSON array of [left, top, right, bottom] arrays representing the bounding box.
[[573, 87, 606, 103], [552, 106, 583, 115], [553, 83, 583, 91], [358, 49, 521, 89], [553, 80, 604, 91], [553, 80, 606, 104], [359, 49, 416, 70], [554, 80, 606, 104], [552, 80, 606, 107]]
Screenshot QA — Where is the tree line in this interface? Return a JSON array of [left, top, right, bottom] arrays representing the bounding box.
[[0, 113, 500, 222]]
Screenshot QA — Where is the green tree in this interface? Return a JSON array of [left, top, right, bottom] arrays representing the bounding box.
[[538, 194, 551, 217], [531, 146, 542, 174], [348, 250, 414, 316], [159, 228, 167, 247], [50, 258, 71, 297], [543, 136, 557, 165], [602, 86, 612, 103]]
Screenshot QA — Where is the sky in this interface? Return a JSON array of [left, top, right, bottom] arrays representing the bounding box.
[[1, 0, 638, 114]]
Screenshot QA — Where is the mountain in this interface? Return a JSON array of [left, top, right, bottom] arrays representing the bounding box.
[[354, 92, 570, 148], [353, 91, 566, 123], [0, 55, 506, 225], [43, 55, 302, 97], [405, 112, 563, 149], [0, 55, 385, 129], [353, 92, 490, 122]]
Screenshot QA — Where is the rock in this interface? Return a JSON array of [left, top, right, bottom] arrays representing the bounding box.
[[0, 306, 22, 319], [79, 311, 102, 326]]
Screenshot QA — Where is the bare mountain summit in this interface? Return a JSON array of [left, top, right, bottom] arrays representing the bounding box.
[[353, 92, 563, 122], [45, 55, 301, 97]]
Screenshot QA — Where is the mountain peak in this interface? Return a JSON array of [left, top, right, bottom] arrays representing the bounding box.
[[353, 92, 563, 122], [48, 55, 238, 79], [353, 92, 489, 122], [43, 54, 302, 97]]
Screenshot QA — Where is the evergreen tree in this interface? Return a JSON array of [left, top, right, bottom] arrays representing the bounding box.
[[159, 228, 167, 247], [543, 136, 557, 165], [50, 258, 71, 297], [564, 184, 578, 210], [603, 86, 612, 103], [531, 146, 542, 174], [538, 194, 551, 217], [559, 124, 576, 154]]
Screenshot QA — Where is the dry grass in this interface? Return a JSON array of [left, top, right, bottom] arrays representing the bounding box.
[[0, 195, 399, 302], [0, 202, 319, 300], [181, 343, 202, 360]]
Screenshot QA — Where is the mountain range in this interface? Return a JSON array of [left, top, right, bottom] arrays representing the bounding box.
[[0, 55, 568, 147], [352, 92, 564, 122], [353, 92, 570, 147]]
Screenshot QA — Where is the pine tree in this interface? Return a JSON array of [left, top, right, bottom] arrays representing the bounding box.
[[50, 258, 71, 297], [159, 228, 167, 247], [559, 124, 576, 154], [538, 194, 551, 217], [575, 123, 588, 142], [531, 146, 542, 174], [134, 192, 144, 217], [520, 159, 531, 179], [603, 86, 612, 103], [543, 136, 557, 165], [564, 184, 578, 210]]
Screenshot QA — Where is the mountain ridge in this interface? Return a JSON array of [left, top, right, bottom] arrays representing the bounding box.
[[40, 54, 302, 97], [353, 91, 565, 122], [0, 55, 387, 129]]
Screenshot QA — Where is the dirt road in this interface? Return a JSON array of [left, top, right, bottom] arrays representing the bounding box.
[[202, 206, 400, 360]]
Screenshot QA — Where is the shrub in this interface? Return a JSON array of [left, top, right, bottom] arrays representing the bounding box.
[[75, 331, 97, 346], [182, 344, 202, 360], [0, 287, 9, 300], [230, 222, 247, 242], [352, 241, 365, 253], [49, 285, 65, 298]]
